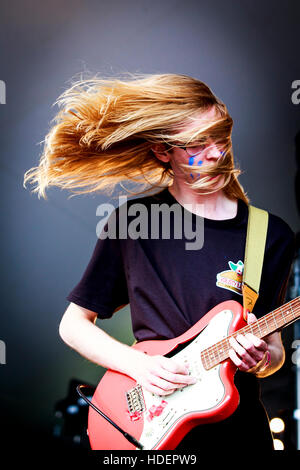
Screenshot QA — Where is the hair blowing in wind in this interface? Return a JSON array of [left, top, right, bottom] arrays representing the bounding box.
[[23, 73, 248, 203]]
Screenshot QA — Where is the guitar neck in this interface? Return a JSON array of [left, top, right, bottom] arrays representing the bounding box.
[[201, 296, 300, 370]]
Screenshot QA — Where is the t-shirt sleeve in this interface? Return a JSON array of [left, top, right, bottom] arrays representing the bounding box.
[[253, 219, 296, 318], [66, 209, 129, 318]]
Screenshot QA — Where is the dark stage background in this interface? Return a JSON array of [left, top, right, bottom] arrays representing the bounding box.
[[0, 0, 300, 456]]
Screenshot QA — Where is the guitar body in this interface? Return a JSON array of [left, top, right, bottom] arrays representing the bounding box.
[[88, 300, 246, 450]]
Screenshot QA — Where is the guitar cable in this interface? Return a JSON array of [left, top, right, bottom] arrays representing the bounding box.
[[76, 384, 144, 450]]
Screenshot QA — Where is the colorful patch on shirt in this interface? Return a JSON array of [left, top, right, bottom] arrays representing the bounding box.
[[216, 260, 244, 296]]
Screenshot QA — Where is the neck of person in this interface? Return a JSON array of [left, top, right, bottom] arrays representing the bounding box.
[[167, 179, 238, 221]]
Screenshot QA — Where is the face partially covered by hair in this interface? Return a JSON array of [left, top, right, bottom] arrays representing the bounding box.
[[152, 106, 237, 194]]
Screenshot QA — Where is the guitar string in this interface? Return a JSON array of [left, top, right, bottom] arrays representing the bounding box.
[[202, 304, 300, 366], [203, 298, 300, 356], [201, 299, 300, 361], [200, 299, 300, 368], [201, 305, 300, 368]]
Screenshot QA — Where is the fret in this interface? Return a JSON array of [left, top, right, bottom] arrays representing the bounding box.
[[247, 324, 254, 335], [279, 307, 285, 323], [248, 322, 260, 338], [201, 297, 299, 371], [209, 349, 215, 363], [217, 342, 224, 358], [289, 305, 296, 319], [201, 351, 209, 369], [201, 352, 207, 369], [264, 317, 270, 334], [280, 308, 287, 326], [208, 348, 214, 363], [274, 311, 282, 329], [256, 321, 263, 337], [204, 349, 213, 368], [272, 311, 278, 329], [222, 339, 230, 360]]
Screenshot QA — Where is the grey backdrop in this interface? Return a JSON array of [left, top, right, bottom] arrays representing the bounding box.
[[1, 0, 300, 449]]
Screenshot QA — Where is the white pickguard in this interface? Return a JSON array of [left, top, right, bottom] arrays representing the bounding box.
[[137, 308, 234, 450]]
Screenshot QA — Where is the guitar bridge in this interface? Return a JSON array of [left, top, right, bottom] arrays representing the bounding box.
[[126, 384, 146, 421]]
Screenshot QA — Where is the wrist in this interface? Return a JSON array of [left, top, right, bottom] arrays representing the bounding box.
[[125, 348, 148, 379], [248, 350, 271, 376]]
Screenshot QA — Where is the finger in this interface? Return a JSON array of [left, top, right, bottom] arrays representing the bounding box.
[[159, 356, 190, 375], [244, 333, 268, 352], [146, 383, 177, 396], [158, 357, 196, 382], [150, 375, 182, 391], [228, 348, 250, 372], [229, 337, 256, 368], [247, 313, 257, 324], [156, 356, 197, 384], [158, 367, 197, 386], [236, 334, 266, 362], [149, 371, 195, 390]]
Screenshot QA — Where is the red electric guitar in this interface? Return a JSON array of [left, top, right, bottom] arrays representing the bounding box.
[[83, 296, 300, 450]]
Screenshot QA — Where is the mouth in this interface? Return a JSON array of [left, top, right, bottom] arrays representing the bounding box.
[[189, 163, 220, 181], [198, 164, 219, 181]]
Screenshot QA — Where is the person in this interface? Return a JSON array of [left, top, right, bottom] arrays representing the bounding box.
[[23, 73, 296, 451]]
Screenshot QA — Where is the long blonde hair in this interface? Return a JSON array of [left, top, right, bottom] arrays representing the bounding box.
[[23, 72, 249, 203]]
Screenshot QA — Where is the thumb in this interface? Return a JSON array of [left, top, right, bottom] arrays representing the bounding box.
[[247, 312, 257, 324]]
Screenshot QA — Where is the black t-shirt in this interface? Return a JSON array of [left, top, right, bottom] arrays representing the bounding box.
[[66, 187, 296, 343], [66, 187, 296, 449]]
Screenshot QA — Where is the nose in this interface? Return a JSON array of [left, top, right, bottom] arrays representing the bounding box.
[[204, 140, 222, 161]]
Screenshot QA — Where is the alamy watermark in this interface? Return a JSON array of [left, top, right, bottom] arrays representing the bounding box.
[[96, 196, 205, 251], [292, 340, 300, 366], [0, 340, 6, 364], [291, 80, 300, 104], [0, 80, 6, 104]]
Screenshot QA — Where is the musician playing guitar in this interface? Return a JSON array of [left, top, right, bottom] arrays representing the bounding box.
[[24, 73, 296, 450]]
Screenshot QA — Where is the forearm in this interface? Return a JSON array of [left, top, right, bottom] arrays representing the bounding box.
[[59, 308, 143, 378], [59, 304, 196, 396]]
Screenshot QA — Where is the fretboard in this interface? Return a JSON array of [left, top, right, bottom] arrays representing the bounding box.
[[201, 296, 300, 371]]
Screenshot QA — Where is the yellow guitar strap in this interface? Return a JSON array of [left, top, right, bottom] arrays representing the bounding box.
[[242, 204, 269, 321]]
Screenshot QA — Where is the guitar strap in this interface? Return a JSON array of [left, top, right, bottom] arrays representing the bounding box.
[[242, 204, 269, 321]]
